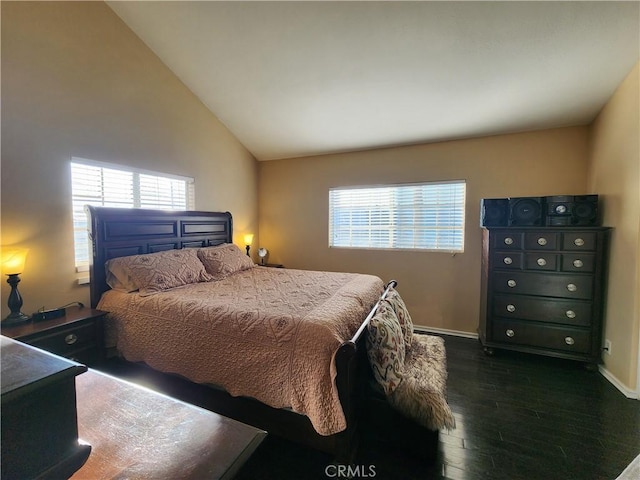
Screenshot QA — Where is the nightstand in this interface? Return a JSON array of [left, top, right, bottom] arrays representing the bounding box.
[[258, 263, 285, 268], [1, 306, 107, 366]]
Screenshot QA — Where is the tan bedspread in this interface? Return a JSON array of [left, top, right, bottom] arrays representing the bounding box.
[[98, 267, 384, 436]]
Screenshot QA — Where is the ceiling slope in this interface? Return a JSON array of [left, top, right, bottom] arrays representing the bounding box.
[[107, 1, 640, 160]]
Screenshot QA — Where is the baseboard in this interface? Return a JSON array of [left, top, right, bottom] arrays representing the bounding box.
[[598, 365, 639, 400], [413, 325, 479, 340]]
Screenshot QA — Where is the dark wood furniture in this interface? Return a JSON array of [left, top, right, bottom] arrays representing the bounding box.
[[85, 206, 392, 462], [71, 369, 266, 480], [1, 306, 107, 366], [479, 226, 611, 366], [1, 336, 91, 480]]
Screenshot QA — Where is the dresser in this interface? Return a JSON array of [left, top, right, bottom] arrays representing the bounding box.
[[479, 226, 611, 366]]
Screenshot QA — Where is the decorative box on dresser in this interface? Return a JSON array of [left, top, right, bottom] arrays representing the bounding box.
[[479, 226, 611, 367]]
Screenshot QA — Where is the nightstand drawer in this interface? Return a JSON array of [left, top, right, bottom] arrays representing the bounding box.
[[491, 318, 591, 354], [28, 323, 97, 357]]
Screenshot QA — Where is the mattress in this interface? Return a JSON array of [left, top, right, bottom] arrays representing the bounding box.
[[98, 266, 384, 435]]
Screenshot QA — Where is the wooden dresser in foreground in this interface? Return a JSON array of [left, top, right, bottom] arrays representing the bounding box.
[[479, 226, 611, 367], [71, 369, 267, 480], [1, 337, 91, 479]]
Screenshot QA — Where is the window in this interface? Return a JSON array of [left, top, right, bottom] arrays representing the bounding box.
[[329, 181, 465, 252], [71, 158, 195, 267]]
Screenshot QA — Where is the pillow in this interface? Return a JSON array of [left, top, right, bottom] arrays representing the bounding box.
[[105, 257, 139, 292], [384, 288, 414, 350], [366, 302, 405, 395], [107, 249, 212, 296], [197, 244, 255, 280]]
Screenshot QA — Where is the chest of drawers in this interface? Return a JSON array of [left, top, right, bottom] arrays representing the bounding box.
[[479, 227, 611, 366]]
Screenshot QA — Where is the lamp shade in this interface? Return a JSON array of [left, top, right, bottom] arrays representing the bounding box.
[[1, 248, 29, 275], [243, 234, 254, 246]]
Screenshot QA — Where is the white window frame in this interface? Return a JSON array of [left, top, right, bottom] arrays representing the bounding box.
[[329, 180, 466, 252], [71, 157, 195, 269]]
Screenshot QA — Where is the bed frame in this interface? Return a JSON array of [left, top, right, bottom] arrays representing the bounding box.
[[86, 206, 396, 462]]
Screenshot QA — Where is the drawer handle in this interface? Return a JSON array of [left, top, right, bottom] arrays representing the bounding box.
[[65, 334, 78, 345], [506, 304, 516, 313], [537, 237, 548, 246], [504, 237, 514, 245], [506, 329, 515, 338], [567, 283, 578, 292], [573, 259, 584, 268], [507, 279, 517, 288], [537, 258, 547, 266], [574, 238, 585, 247], [565, 336, 575, 346], [566, 310, 576, 319], [503, 257, 513, 265]]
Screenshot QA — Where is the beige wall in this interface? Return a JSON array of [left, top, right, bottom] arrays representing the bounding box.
[[1, 2, 258, 314], [588, 62, 639, 392], [259, 126, 590, 334]]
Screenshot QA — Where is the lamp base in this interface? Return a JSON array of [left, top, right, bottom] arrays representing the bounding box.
[[3, 311, 31, 325]]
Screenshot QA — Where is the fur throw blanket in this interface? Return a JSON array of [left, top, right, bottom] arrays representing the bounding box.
[[366, 289, 456, 431]]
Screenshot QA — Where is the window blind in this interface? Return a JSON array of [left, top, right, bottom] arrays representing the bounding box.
[[329, 181, 465, 252], [71, 158, 195, 266]]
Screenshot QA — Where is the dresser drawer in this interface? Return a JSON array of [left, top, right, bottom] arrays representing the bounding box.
[[492, 294, 592, 326], [493, 271, 593, 299], [561, 253, 595, 273], [524, 253, 558, 271], [492, 252, 523, 269], [27, 323, 97, 357], [492, 232, 522, 250], [562, 232, 597, 251], [491, 318, 591, 353], [524, 232, 560, 250]]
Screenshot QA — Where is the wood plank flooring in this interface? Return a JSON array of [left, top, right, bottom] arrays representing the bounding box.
[[100, 335, 640, 480]]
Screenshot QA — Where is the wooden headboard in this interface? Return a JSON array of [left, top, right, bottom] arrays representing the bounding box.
[[85, 206, 233, 308]]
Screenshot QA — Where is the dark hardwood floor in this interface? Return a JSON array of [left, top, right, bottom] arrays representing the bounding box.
[[99, 335, 640, 480]]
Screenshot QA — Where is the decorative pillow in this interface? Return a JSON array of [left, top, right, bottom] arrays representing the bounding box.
[[384, 288, 414, 350], [105, 258, 139, 292], [197, 243, 255, 280], [108, 248, 212, 296], [366, 302, 405, 395]]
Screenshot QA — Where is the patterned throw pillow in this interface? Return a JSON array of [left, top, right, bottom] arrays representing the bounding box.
[[197, 243, 255, 280], [384, 288, 414, 350], [110, 248, 213, 296], [366, 302, 405, 395]]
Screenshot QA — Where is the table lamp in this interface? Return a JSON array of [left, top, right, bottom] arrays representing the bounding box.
[[2, 248, 30, 324], [244, 234, 254, 257]]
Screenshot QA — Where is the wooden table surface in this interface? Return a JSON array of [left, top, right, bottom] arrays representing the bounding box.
[[71, 370, 266, 480]]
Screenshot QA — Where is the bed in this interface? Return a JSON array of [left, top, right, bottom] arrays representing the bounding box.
[[86, 206, 396, 462]]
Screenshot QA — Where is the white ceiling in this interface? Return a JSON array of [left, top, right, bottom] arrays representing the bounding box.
[[107, 1, 640, 161]]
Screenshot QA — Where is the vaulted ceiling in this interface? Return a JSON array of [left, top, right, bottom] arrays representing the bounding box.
[[107, 1, 640, 161]]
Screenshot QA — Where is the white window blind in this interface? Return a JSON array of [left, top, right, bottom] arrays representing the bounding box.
[[71, 158, 195, 266], [329, 181, 466, 252]]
